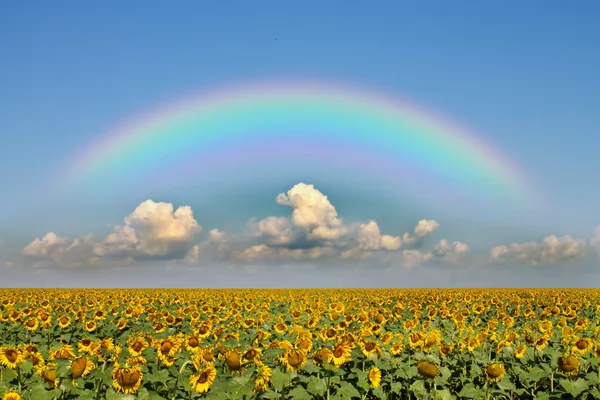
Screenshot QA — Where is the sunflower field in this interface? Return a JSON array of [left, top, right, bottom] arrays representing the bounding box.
[[0, 289, 599, 400]]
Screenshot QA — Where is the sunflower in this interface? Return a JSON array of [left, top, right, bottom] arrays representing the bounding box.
[[23, 316, 39, 331], [115, 317, 127, 331], [572, 337, 594, 355], [534, 335, 550, 351], [369, 366, 382, 388], [200, 346, 215, 363], [127, 336, 149, 357], [57, 315, 71, 329], [515, 343, 527, 359], [253, 362, 272, 393], [186, 335, 201, 352], [312, 348, 332, 367], [423, 330, 442, 352], [190, 363, 217, 393], [0, 347, 24, 369], [78, 338, 94, 354], [558, 354, 580, 376], [243, 347, 262, 363], [222, 349, 242, 372], [408, 331, 425, 349], [84, 320, 97, 333], [485, 362, 505, 383], [439, 343, 454, 358], [125, 355, 147, 366], [71, 357, 94, 380], [328, 342, 351, 367], [38, 364, 58, 388], [417, 360, 438, 379], [197, 323, 211, 339], [2, 392, 21, 400], [112, 364, 143, 394], [274, 322, 288, 335], [390, 340, 405, 356], [360, 340, 381, 359], [281, 349, 306, 371]]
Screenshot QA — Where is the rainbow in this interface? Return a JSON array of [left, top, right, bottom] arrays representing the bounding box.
[[60, 80, 535, 205]]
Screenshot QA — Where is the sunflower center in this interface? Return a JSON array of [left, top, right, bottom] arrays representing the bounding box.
[[26, 318, 37, 327], [72, 358, 87, 379], [244, 349, 257, 360], [326, 329, 336, 338], [5, 349, 18, 362], [60, 317, 69, 324], [576, 340, 588, 350], [365, 342, 376, 351], [132, 341, 143, 352], [199, 326, 208, 334], [287, 351, 302, 367], [333, 347, 344, 358], [188, 337, 199, 347], [118, 369, 141, 387], [160, 342, 172, 354], [197, 370, 209, 384]]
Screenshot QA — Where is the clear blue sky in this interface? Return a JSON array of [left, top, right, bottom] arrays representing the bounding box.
[[1, 1, 599, 287]]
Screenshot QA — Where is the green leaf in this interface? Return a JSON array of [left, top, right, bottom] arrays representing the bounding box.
[[372, 387, 386, 399], [20, 359, 34, 374], [409, 380, 428, 397], [0, 381, 7, 397], [336, 381, 361, 399], [528, 366, 548, 382], [390, 381, 402, 394], [261, 390, 283, 399], [287, 386, 312, 400], [30, 383, 62, 400], [457, 382, 482, 399], [306, 376, 327, 396], [496, 376, 517, 392], [559, 378, 590, 398], [435, 389, 453, 400], [271, 368, 293, 392]]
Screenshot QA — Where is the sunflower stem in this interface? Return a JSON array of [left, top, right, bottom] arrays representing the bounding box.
[[16, 366, 21, 393]]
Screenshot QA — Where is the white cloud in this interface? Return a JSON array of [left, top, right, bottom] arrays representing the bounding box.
[[398, 249, 434, 269], [591, 226, 600, 253], [235, 244, 335, 262], [275, 183, 347, 241], [491, 234, 586, 265], [23, 232, 100, 267], [184, 229, 228, 263], [433, 239, 470, 264], [94, 200, 201, 259], [249, 216, 295, 246], [414, 219, 440, 238]]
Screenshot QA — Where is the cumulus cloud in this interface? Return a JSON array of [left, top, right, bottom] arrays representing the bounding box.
[[591, 226, 600, 253], [398, 249, 434, 269], [235, 244, 336, 262], [238, 183, 442, 262], [184, 229, 228, 263], [94, 200, 201, 260], [433, 239, 470, 264], [491, 234, 586, 265], [248, 216, 295, 246], [275, 183, 347, 241], [23, 232, 100, 267]]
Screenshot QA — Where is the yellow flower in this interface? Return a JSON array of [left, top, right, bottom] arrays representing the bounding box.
[[2, 392, 21, 400], [572, 337, 594, 355], [369, 366, 381, 388], [485, 362, 505, 382], [190, 363, 217, 393], [0, 347, 24, 369], [558, 354, 580, 376], [515, 344, 527, 359], [112, 365, 143, 394], [417, 360, 438, 379], [71, 357, 94, 380], [328, 342, 351, 367]]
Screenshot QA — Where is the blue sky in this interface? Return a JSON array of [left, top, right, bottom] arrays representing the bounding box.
[[1, 1, 599, 287]]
